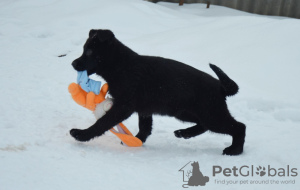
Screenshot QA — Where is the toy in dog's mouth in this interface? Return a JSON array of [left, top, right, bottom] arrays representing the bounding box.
[[72, 63, 96, 76], [87, 69, 96, 76], [69, 69, 142, 147]]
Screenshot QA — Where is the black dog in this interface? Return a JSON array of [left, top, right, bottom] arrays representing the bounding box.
[[70, 29, 246, 155]]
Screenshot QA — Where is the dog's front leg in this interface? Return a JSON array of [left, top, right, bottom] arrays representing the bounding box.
[[136, 114, 153, 143], [70, 103, 134, 142]]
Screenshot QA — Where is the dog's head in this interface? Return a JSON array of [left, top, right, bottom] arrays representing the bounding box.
[[72, 29, 115, 75]]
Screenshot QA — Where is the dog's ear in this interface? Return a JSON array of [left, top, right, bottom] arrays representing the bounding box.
[[97, 30, 115, 42], [89, 29, 97, 38]]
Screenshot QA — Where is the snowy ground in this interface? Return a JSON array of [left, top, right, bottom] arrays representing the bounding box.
[[1, 0, 300, 189]]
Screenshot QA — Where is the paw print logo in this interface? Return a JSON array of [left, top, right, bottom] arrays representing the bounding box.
[[256, 166, 266, 176]]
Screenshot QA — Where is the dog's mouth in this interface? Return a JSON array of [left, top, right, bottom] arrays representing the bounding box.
[[72, 59, 97, 76], [74, 66, 85, 72], [87, 69, 96, 76], [72, 65, 96, 76]]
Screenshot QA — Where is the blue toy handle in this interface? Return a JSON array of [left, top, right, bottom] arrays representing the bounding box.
[[77, 70, 101, 95]]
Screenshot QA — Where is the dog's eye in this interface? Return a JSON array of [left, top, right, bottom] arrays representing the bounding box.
[[86, 49, 93, 56]]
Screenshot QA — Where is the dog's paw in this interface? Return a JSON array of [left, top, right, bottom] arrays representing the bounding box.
[[174, 130, 191, 139], [174, 130, 183, 138], [70, 129, 93, 142], [223, 145, 243, 156]]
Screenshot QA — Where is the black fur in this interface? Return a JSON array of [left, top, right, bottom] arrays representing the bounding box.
[[70, 29, 246, 155], [209, 64, 239, 96]]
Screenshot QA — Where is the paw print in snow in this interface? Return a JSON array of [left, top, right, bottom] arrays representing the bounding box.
[[256, 166, 266, 176]]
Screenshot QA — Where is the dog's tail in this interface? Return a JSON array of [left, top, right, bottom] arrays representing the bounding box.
[[209, 63, 239, 97]]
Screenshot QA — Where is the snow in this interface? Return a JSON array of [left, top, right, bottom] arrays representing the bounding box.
[[1, 0, 300, 189]]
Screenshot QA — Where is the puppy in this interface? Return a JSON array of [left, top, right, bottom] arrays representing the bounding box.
[[70, 29, 246, 155]]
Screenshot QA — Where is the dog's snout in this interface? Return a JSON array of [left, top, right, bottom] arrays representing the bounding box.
[[72, 59, 84, 71], [72, 60, 78, 68]]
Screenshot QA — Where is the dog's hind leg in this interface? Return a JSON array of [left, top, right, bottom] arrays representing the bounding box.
[[174, 124, 207, 139], [204, 104, 246, 156], [174, 111, 207, 139], [135, 114, 153, 143], [221, 121, 246, 155]]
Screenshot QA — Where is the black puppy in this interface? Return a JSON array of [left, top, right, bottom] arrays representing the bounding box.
[[70, 29, 246, 155]]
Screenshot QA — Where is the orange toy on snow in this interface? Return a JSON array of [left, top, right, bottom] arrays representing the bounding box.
[[68, 75, 142, 147]]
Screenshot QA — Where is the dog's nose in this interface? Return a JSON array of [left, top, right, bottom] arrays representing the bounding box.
[[72, 60, 78, 68]]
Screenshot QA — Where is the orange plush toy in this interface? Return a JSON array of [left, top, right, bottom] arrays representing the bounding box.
[[68, 75, 142, 147], [68, 83, 108, 111]]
